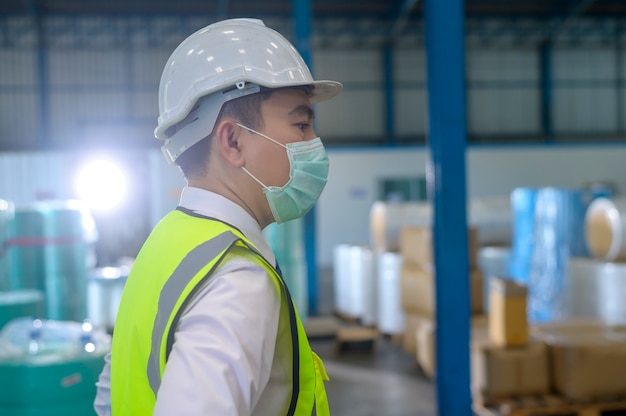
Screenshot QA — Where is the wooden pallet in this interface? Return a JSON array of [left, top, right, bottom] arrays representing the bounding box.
[[333, 310, 361, 325], [473, 395, 626, 416], [333, 326, 380, 354]]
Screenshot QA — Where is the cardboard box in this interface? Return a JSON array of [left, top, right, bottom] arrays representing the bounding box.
[[400, 265, 436, 316], [400, 225, 478, 270], [415, 315, 490, 380], [415, 317, 436, 378], [488, 278, 527, 347], [403, 312, 425, 355], [533, 321, 626, 401], [471, 341, 550, 402], [400, 264, 483, 316]]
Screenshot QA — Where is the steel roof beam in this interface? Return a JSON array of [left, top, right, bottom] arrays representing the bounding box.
[[543, 0, 598, 42], [387, 0, 421, 44]]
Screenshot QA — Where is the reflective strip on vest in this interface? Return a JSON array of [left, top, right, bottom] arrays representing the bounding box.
[[146, 231, 239, 395]]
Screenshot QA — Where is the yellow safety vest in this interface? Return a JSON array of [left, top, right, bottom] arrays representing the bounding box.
[[110, 208, 330, 415]]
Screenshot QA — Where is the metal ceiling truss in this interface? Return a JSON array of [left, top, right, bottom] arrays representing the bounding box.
[[1, 14, 626, 50]]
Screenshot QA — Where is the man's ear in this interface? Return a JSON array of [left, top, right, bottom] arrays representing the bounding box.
[[213, 119, 245, 167]]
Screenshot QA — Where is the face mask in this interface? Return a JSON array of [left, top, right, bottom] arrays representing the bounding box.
[[236, 123, 329, 224]]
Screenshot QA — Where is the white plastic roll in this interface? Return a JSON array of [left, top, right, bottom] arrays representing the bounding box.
[[566, 258, 626, 324], [565, 258, 604, 320], [349, 246, 376, 326], [332, 244, 353, 316], [585, 198, 626, 261], [377, 252, 405, 334], [87, 267, 128, 330]]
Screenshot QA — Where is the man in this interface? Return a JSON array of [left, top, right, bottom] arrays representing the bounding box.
[[94, 18, 342, 416]]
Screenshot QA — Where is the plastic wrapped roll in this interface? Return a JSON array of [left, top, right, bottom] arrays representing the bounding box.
[[349, 246, 376, 326], [509, 188, 537, 283], [8, 200, 97, 321], [331, 244, 376, 323], [0, 290, 44, 331], [332, 244, 352, 316], [0, 199, 14, 291], [377, 252, 405, 334], [87, 267, 128, 331], [565, 258, 626, 324], [263, 219, 308, 319], [564, 258, 604, 320], [585, 198, 626, 261], [527, 188, 589, 323]]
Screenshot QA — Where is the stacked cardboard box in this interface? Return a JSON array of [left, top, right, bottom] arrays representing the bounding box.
[[533, 321, 626, 401], [398, 225, 484, 372], [472, 277, 626, 406], [414, 315, 489, 379], [472, 277, 550, 404]]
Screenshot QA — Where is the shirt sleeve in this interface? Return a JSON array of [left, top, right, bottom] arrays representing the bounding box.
[[153, 252, 281, 416]]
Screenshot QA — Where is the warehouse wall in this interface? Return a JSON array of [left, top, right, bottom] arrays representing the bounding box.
[[1, 17, 625, 148]]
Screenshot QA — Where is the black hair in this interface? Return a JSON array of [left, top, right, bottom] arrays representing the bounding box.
[[175, 90, 275, 180]]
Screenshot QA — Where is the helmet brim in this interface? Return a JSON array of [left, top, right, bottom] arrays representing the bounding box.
[[310, 80, 343, 103]]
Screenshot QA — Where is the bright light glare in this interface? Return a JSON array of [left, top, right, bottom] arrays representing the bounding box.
[[76, 160, 126, 210]]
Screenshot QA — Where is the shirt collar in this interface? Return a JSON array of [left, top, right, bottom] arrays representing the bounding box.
[[179, 186, 276, 266]]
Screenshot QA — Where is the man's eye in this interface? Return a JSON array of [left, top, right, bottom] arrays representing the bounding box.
[[297, 123, 309, 131]]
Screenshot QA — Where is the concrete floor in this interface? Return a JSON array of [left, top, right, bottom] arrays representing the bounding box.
[[311, 336, 436, 416], [311, 266, 436, 416]]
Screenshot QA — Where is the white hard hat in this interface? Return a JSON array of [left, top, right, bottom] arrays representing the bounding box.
[[155, 18, 343, 163]]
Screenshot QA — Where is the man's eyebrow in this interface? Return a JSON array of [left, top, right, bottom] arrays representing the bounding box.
[[288, 105, 315, 120]]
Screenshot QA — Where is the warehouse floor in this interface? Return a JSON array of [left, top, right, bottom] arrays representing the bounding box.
[[311, 267, 436, 416], [310, 337, 436, 416]]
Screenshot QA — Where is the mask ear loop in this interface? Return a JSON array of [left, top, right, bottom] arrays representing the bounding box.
[[241, 166, 271, 191], [235, 123, 287, 149]]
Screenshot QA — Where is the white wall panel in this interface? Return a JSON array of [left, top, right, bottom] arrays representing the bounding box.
[[314, 50, 384, 139], [314, 90, 385, 138], [394, 49, 426, 82], [468, 89, 540, 134], [315, 50, 381, 83], [49, 50, 127, 86], [395, 89, 427, 136], [467, 48, 538, 81], [0, 93, 38, 148], [553, 88, 617, 132], [131, 50, 170, 86], [553, 48, 616, 79], [131, 92, 159, 120], [466, 48, 540, 134], [0, 50, 36, 85], [49, 92, 129, 146]]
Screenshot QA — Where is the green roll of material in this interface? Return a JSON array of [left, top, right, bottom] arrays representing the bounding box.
[[0, 351, 106, 416], [8, 201, 97, 321], [0, 199, 14, 291], [0, 290, 44, 331], [263, 219, 308, 321]]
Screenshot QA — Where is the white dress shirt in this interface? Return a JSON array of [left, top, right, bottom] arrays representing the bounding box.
[[94, 187, 292, 416]]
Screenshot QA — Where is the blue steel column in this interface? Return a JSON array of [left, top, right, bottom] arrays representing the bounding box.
[[383, 45, 396, 144], [424, 1, 471, 416], [293, 0, 318, 316], [540, 41, 554, 142]]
